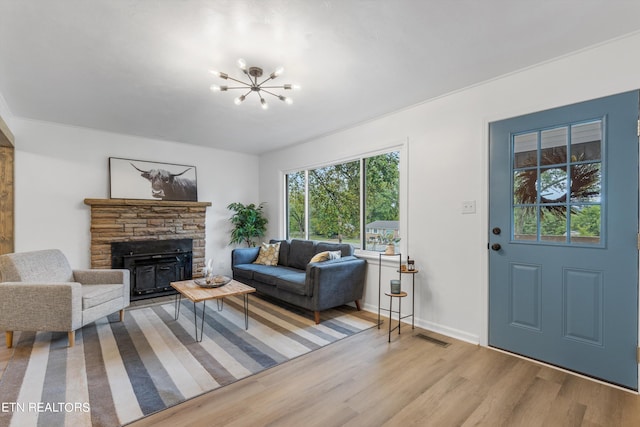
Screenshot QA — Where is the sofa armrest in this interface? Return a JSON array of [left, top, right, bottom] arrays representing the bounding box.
[[232, 247, 260, 266], [306, 257, 367, 309], [0, 282, 83, 331]]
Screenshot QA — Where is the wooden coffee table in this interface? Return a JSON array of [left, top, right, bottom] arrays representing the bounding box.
[[170, 279, 256, 342]]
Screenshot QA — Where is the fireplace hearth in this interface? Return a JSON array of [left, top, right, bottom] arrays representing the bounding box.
[[111, 239, 193, 300]]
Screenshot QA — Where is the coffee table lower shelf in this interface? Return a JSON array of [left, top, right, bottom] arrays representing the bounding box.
[[170, 279, 256, 342]]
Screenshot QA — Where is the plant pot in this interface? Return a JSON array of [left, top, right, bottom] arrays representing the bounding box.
[[385, 243, 395, 255]]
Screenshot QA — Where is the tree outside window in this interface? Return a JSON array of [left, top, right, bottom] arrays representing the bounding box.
[[286, 151, 400, 251]]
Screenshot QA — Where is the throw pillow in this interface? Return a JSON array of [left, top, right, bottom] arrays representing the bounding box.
[[253, 242, 281, 266], [309, 251, 330, 263], [309, 250, 342, 263]]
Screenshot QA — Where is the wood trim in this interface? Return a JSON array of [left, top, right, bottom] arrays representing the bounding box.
[[0, 115, 14, 148], [0, 146, 14, 254], [84, 198, 211, 208]]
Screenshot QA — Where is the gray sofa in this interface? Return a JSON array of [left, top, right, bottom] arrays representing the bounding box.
[[0, 249, 130, 348], [232, 239, 366, 323]]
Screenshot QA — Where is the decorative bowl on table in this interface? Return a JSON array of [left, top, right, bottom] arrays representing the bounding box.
[[194, 275, 231, 288]]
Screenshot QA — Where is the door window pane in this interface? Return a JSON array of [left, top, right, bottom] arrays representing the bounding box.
[[514, 207, 537, 241], [540, 207, 567, 242], [570, 205, 601, 244], [514, 170, 537, 205], [570, 163, 601, 203], [540, 167, 567, 204], [541, 127, 568, 165], [514, 132, 538, 168], [571, 121, 602, 161]]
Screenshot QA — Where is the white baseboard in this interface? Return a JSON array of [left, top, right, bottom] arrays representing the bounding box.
[[361, 303, 480, 345]]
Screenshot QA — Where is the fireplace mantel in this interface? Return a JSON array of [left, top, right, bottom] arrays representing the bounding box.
[[84, 198, 211, 276], [84, 198, 211, 208]]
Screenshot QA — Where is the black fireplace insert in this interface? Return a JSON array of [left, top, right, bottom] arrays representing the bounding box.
[[111, 239, 193, 300]]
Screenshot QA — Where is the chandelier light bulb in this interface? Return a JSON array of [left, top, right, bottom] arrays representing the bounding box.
[[261, 98, 269, 109], [237, 58, 247, 70], [234, 95, 246, 105], [209, 70, 228, 79]]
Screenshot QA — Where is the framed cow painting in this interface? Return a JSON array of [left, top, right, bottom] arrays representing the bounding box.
[[109, 157, 198, 201]]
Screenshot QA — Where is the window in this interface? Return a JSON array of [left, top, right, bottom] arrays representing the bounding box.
[[512, 120, 602, 245], [286, 151, 400, 252]]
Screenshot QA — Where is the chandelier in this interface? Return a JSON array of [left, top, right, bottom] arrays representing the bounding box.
[[210, 59, 300, 109]]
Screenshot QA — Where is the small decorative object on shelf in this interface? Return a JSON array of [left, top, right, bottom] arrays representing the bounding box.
[[390, 279, 401, 294], [407, 256, 415, 272]]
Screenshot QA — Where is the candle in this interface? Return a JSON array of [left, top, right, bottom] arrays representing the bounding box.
[[390, 279, 401, 294]]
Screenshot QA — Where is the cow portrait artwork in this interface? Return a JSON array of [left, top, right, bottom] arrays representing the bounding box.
[[109, 157, 198, 202], [130, 163, 198, 201]]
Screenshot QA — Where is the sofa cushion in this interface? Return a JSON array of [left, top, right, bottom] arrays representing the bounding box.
[[82, 284, 124, 310], [288, 239, 316, 270], [234, 264, 300, 286], [254, 242, 280, 266], [275, 272, 307, 296]]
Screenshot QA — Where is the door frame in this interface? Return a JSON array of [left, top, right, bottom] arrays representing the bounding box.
[[479, 98, 640, 390]]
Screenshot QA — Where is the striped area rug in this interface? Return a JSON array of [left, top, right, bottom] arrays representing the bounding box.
[[0, 295, 374, 426]]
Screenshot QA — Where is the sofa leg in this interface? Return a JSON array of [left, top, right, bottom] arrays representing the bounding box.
[[5, 331, 13, 348], [119, 308, 125, 322], [355, 300, 362, 311], [68, 331, 75, 347], [314, 311, 321, 324]]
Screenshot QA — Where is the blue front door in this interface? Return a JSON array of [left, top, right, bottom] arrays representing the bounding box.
[[489, 91, 639, 390]]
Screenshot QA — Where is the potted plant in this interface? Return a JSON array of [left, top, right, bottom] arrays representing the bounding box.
[[380, 232, 401, 255], [227, 202, 268, 247]]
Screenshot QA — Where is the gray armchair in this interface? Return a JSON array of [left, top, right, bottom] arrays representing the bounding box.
[[0, 249, 130, 348]]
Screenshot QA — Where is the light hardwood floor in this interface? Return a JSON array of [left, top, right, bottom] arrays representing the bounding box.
[[1, 312, 638, 426], [127, 313, 640, 427]]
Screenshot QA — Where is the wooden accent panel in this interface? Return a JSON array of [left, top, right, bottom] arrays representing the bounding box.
[[0, 146, 14, 254], [0, 115, 14, 147], [84, 198, 211, 275]]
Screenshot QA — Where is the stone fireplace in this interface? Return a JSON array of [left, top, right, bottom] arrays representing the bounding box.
[[84, 198, 211, 299]]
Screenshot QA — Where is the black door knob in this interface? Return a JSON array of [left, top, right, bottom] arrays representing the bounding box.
[[492, 227, 501, 235], [491, 243, 501, 251]]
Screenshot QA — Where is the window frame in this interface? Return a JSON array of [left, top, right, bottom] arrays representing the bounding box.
[[282, 143, 407, 257]]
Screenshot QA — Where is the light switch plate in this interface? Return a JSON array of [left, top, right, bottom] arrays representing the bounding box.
[[462, 200, 476, 214]]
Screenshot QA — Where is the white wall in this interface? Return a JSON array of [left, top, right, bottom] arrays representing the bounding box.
[[11, 117, 260, 273], [0, 92, 14, 131], [259, 31, 640, 344]]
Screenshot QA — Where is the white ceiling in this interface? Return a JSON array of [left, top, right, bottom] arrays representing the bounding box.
[[2, 1, 640, 155]]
